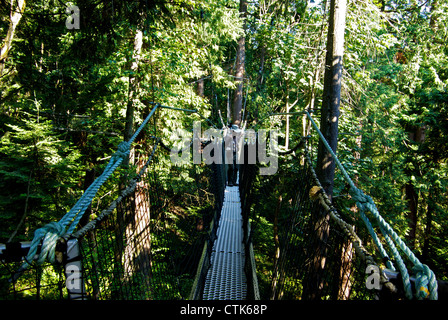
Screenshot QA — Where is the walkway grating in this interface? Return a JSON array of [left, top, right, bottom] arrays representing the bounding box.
[[202, 186, 247, 300]]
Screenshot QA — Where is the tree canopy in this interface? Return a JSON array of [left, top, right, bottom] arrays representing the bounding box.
[[1, 0, 447, 293]]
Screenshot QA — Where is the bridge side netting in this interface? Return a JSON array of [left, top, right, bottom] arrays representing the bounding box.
[[0, 138, 222, 300], [250, 148, 378, 300], [74, 141, 220, 300]]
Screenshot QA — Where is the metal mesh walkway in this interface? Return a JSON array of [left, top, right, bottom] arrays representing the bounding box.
[[202, 185, 247, 300]]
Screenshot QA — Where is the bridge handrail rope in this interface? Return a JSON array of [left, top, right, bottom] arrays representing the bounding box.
[[305, 149, 375, 267], [303, 111, 438, 300], [70, 139, 160, 241], [303, 146, 396, 294], [301, 112, 395, 271], [69, 133, 197, 242], [16, 102, 215, 278], [17, 104, 160, 275]]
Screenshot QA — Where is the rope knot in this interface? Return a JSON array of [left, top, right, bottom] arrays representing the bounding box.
[[112, 141, 130, 161], [42, 221, 66, 235], [37, 222, 66, 264], [350, 187, 374, 211], [412, 263, 437, 300], [24, 221, 67, 268]]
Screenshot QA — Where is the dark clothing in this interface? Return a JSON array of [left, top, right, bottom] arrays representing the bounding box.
[[227, 153, 238, 186], [225, 129, 239, 186]]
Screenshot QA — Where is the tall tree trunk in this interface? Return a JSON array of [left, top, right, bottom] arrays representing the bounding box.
[[422, 190, 435, 262], [405, 182, 418, 249], [1, 0, 26, 61], [285, 86, 290, 150], [284, 83, 299, 150], [338, 119, 362, 300], [124, 29, 143, 146], [270, 195, 282, 299], [405, 126, 425, 248], [114, 29, 143, 297], [338, 240, 353, 299], [422, 0, 439, 263], [256, 45, 266, 123], [305, 0, 347, 300], [197, 78, 204, 97], [316, 0, 347, 197], [1, 0, 26, 75], [232, 0, 247, 126]]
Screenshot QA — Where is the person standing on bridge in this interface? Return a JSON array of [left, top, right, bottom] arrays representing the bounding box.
[[225, 124, 241, 186]]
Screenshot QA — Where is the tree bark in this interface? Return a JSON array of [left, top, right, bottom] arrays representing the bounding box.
[[1, 0, 26, 61], [124, 29, 143, 145], [405, 182, 418, 249], [232, 0, 247, 126], [422, 190, 435, 262], [422, 0, 439, 263], [338, 240, 353, 299], [305, 0, 347, 300], [113, 29, 143, 297], [270, 195, 282, 299], [284, 85, 299, 150], [337, 120, 362, 300], [1, 0, 26, 74], [197, 78, 204, 97], [79, 169, 96, 228], [255, 45, 266, 123], [316, 0, 347, 197], [405, 125, 425, 248], [285, 87, 290, 150]]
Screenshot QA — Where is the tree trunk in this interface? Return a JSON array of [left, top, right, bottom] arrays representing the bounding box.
[[422, 0, 436, 255], [338, 240, 353, 299], [1, 0, 26, 61], [305, 0, 347, 300], [114, 29, 143, 297], [422, 190, 435, 262], [255, 45, 266, 122], [285, 88, 290, 150], [337, 120, 362, 300], [405, 126, 425, 248], [79, 169, 96, 228], [124, 29, 143, 145], [405, 182, 418, 249], [316, 0, 347, 197], [1, 0, 26, 75], [232, 0, 247, 126], [270, 195, 282, 299], [284, 86, 299, 150], [197, 78, 205, 97]]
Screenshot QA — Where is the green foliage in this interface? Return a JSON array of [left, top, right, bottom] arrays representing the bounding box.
[[333, 0, 448, 280], [0, 113, 82, 241], [1, 0, 448, 299]]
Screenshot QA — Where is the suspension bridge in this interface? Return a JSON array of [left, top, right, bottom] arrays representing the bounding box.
[[0, 102, 445, 301]]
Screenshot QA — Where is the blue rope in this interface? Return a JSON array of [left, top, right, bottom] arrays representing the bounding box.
[[20, 104, 159, 271], [305, 111, 438, 300]]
